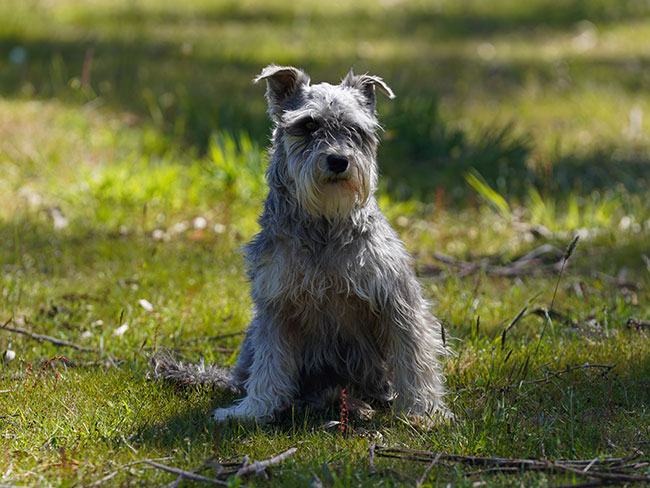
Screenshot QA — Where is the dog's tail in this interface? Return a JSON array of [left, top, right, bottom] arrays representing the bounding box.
[[150, 351, 243, 394]]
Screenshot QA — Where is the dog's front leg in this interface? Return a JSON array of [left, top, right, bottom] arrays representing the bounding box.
[[212, 314, 300, 422]]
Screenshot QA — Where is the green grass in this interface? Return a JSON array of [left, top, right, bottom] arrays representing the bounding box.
[[1, 0, 650, 486]]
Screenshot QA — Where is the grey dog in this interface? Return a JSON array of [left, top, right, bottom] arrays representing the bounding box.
[[154, 65, 448, 423]]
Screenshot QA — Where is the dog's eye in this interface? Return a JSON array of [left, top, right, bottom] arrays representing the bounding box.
[[289, 118, 319, 136], [349, 125, 365, 142], [304, 120, 319, 132]]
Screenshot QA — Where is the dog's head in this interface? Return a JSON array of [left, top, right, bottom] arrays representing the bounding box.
[[255, 65, 394, 221]]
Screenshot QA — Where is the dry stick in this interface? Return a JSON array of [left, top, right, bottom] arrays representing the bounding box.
[[369, 442, 376, 470], [430, 244, 565, 278], [375, 446, 611, 467], [495, 363, 616, 394], [464, 466, 548, 476], [374, 446, 650, 484], [235, 447, 298, 477], [143, 460, 227, 485], [415, 451, 444, 487], [1, 318, 98, 353], [164, 476, 184, 488], [87, 470, 119, 487], [522, 363, 616, 387], [554, 463, 650, 483], [88, 457, 175, 487]]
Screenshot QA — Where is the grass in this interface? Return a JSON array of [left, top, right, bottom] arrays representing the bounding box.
[[1, 0, 650, 486]]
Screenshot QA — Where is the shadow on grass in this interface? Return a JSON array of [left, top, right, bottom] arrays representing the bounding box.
[[128, 349, 650, 457], [39, 0, 650, 40], [1, 0, 650, 201]]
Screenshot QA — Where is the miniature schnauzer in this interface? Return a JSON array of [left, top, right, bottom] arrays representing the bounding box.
[[154, 65, 449, 423]]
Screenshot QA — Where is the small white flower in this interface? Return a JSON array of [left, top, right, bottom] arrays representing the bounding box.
[[193, 217, 207, 229], [619, 215, 633, 231], [152, 229, 167, 241], [113, 323, 129, 336], [138, 299, 154, 312]]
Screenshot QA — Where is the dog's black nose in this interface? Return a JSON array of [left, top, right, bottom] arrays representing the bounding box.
[[327, 155, 349, 174]]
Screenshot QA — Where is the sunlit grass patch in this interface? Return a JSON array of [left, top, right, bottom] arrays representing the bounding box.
[[1, 0, 650, 485]]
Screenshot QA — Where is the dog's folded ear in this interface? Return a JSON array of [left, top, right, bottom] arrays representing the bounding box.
[[255, 65, 310, 119], [342, 70, 395, 112]]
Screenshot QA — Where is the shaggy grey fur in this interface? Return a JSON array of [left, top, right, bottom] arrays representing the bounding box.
[[151, 351, 241, 394], [155, 65, 449, 423]]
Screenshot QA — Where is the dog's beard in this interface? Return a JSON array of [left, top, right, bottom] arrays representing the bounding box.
[[292, 154, 371, 221]]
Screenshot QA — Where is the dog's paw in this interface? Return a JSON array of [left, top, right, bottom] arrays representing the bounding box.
[[404, 408, 455, 430], [211, 401, 274, 423], [212, 406, 242, 422]]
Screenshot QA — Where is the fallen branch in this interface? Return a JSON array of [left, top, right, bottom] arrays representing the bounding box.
[[139, 448, 297, 485], [425, 244, 565, 278], [88, 457, 175, 487], [144, 460, 227, 485], [373, 446, 650, 484], [1, 318, 97, 353], [416, 450, 444, 487], [235, 447, 298, 478], [522, 363, 615, 387], [369, 442, 376, 470]]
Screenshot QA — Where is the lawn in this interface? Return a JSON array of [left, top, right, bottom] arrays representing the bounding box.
[[1, 0, 649, 486]]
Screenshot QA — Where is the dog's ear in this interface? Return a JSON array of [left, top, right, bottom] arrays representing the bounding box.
[[254, 65, 310, 120], [342, 70, 395, 112]]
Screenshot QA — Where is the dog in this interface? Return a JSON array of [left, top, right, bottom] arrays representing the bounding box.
[[154, 65, 449, 424]]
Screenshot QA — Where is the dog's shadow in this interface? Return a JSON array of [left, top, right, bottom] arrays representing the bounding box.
[[127, 384, 388, 453]]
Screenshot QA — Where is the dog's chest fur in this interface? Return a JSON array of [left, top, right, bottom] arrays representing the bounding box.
[[246, 203, 403, 335]]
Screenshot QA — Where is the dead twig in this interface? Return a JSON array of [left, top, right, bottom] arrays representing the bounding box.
[[522, 363, 615, 387], [144, 460, 227, 485], [416, 451, 444, 487], [140, 448, 297, 486], [426, 244, 565, 278], [1, 318, 97, 353], [235, 447, 298, 478], [554, 463, 650, 483], [87, 457, 174, 487], [373, 446, 650, 484], [369, 442, 376, 470]]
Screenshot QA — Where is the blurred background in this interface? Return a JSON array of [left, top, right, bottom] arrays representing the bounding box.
[[2, 0, 649, 204]]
